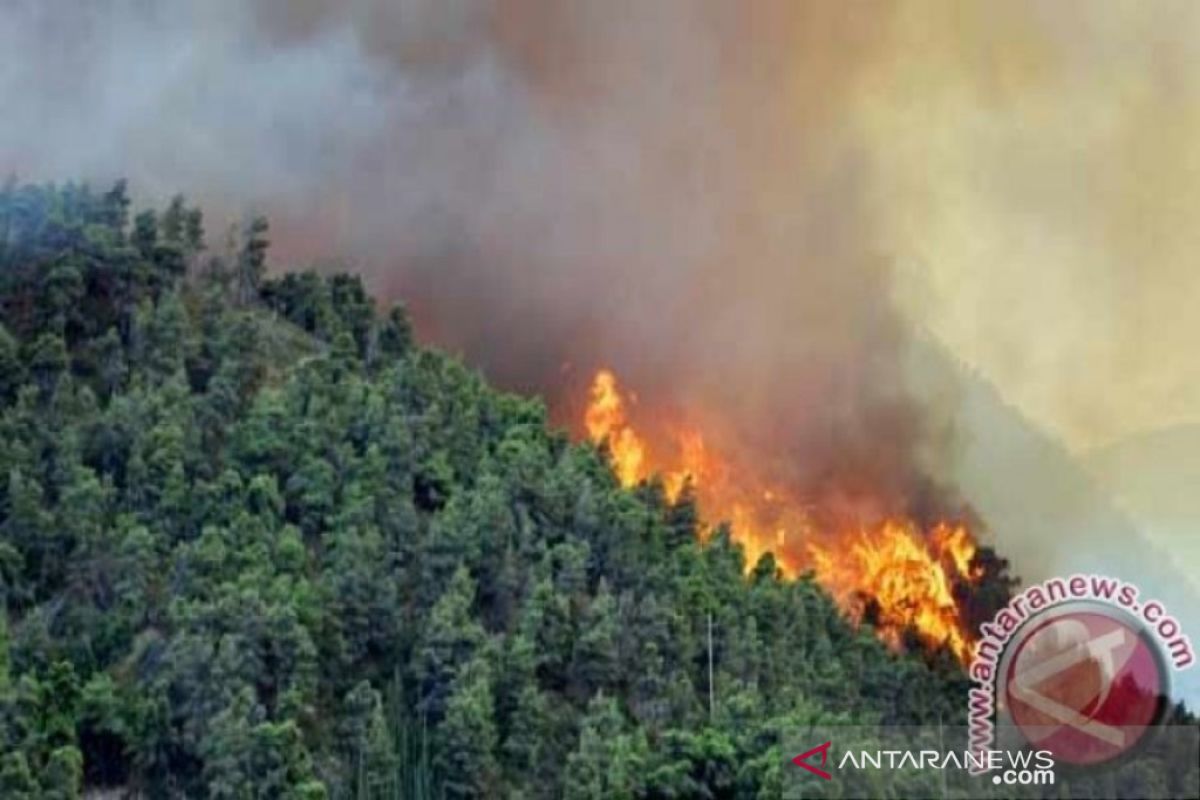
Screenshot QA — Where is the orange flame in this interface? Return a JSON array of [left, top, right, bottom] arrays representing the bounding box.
[[581, 368, 979, 662], [584, 370, 647, 486], [808, 521, 976, 662]]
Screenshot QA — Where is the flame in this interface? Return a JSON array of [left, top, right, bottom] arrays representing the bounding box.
[[584, 369, 647, 487], [808, 521, 976, 662], [581, 368, 980, 662], [585, 369, 696, 500]]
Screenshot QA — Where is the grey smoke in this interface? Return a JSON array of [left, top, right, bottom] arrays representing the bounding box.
[[7, 3, 1199, 619], [4, 1, 936, 520]]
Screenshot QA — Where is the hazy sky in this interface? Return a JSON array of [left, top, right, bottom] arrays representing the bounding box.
[[863, 2, 1200, 453]]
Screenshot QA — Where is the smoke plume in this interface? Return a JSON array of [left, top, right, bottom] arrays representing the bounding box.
[[4, 0, 1199, 523]]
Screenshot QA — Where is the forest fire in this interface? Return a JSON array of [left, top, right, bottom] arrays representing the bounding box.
[[808, 522, 979, 663], [582, 368, 980, 663]]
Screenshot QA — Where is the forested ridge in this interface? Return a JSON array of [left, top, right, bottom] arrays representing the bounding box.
[[2, 180, 1169, 798]]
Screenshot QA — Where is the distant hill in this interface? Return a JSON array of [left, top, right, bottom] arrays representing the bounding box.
[[1083, 424, 1200, 595], [907, 335, 1200, 703]]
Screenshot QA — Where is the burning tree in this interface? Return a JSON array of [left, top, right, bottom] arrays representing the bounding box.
[[581, 367, 1012, 663]]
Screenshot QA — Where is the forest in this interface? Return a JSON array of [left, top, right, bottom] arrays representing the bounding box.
[[0, 181, 1191, 798]]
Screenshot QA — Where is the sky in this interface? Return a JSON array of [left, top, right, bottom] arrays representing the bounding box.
[[866, 2, 1200, 454]]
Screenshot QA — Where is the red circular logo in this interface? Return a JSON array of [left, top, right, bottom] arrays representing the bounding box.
[[1001, 605, 1167, 765]]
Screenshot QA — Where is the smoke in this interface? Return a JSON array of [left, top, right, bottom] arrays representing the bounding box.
[[868, 2, 1200, 453], [4, 0, 1198, 519]]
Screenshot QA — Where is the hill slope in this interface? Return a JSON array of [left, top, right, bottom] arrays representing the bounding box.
[[1084, 423, 1200, 593], [0, 182, 986, 797]]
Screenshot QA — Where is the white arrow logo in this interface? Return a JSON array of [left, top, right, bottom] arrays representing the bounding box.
[[1010, 623, 1129, 747]]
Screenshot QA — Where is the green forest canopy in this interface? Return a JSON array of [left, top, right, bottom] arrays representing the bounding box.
[[0, 181, 1189, 799]]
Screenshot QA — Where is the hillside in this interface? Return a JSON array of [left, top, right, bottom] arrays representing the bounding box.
[[1084, 423, 1200, 595], [0, 182, 992, 797]]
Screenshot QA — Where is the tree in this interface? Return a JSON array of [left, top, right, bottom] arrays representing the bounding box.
[[570, 580, 619, 698], [0, 752, 38, 799], [319, 522, 399, 681], [131, 210, 157, 259], [99, 180, 130, 234], [377, 303, 413, 363], [340, 681, 396, 800], [42, 746, 83, 800], [564, 695, 645, 800], [436, 656, 500, 800], [643, 728, 736, 800], [664, 483, 699, 550], [328, 274, 374, 358], [418, 566, 485, 723], [501, 683, 551, 798], [202, 688, 323, 798], [0, 323, 21, 402], [236, 216, 269, 305], [159, 195, 187, 244], [0, 180, 1003, 799], [518, 578, 573, 690], [28, 332, 67, 395], [158, 195, 204, 264], [0, 614, 9, 691]]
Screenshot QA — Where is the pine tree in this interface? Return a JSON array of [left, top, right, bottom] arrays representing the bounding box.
[[43, 745, 84, 800], [418, 566, 485, 723], [0, 323, 21, 402], [570, 579, 619, 698], [341, 681, 397, 799], [0, 181, 1037, 798], [564, 695, 645, 800], [236, 216, 269, 306], [28, 332, 68, 396], [436, 655, 500, 800], [0, 752, 38, 799], [377, 303, 414, 363]]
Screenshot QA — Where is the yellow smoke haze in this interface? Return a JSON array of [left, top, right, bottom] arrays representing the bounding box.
[[855, 1, 1200, 451]]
